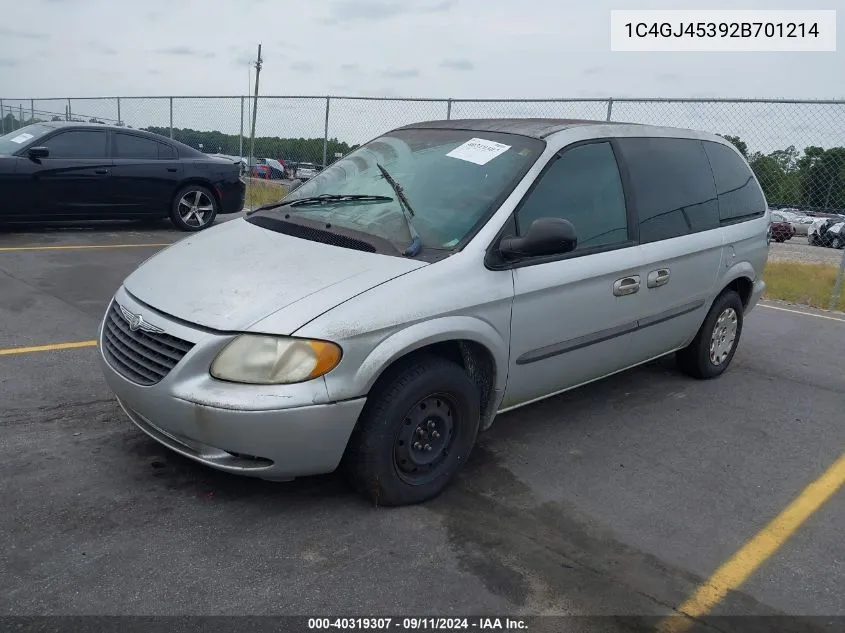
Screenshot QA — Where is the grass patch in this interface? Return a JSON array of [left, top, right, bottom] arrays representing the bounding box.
[[244, 179, 288, 209], [763, 260, 845, 311]]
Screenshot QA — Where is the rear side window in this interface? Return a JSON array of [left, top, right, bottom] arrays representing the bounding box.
[[616, 137, 719, 243], [115, 133, 163, 159], [158, 143, 178, 159], [702, 141, 766, 224]]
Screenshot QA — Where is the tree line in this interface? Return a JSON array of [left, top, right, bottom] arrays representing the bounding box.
[[720, 135, 844, 211], [143, 126, 357, 165]]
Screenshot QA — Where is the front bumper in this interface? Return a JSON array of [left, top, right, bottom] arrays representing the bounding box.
[[97, 287, 366, 480]]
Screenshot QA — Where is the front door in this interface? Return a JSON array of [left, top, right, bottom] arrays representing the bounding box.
[[36, 129, 113, 218], [503, 140, 643, 409]]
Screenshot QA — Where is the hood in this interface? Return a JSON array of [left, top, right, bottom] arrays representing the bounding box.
[[123, 218, 427, 333]]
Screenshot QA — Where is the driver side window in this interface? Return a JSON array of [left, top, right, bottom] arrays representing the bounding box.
[[516, 141, 629, 251]]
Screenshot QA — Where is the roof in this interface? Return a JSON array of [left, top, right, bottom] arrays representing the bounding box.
[[396, 118, 628, 139]]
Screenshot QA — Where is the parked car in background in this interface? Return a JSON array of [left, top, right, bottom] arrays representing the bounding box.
[[98, 118, 768, 506], [0, 122, 245, 231], [769, 212, 795, 242], [772, 208, 815, 236], [809, 217, 845, 248], [295, 162, 319, 180]]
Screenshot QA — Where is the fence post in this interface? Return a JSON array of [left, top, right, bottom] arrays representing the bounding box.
[[67, 98, 71, 121], [446, 98, 452, 120], [30, 99, 34, 123], [239, 96, 244, 158], [0, 99, 4, 134], [116, 97, 121, 126], [169, 97, 174, 138], [829, 248, 845, 311], [606, 97, 614, 121], [322, 96, 331, 168]]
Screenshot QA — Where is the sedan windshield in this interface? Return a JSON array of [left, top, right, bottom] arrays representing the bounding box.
[[249, 127, 544, 253], [0, 123, 55, 155]]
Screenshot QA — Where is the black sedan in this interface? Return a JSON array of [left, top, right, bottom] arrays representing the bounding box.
[[0, 122, 245, 231]]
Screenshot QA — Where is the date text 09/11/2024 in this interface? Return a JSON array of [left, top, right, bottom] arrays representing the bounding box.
[[307, 618, 528, 630]]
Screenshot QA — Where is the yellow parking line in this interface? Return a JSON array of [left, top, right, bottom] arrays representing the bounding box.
[[760, 303, 845, 322], [0, 340, 97, 356], [658, 450, 845, 632], [0, 243, 170, 252]]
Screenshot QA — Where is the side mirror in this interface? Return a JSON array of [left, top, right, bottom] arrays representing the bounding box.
[[28, 146, 49, 160], [499, 217, 578, 259]]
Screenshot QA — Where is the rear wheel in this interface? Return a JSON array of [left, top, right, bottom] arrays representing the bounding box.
[[343, 355, 480, 506], [833, 236, 843, 249], [170, 185, 218, 231], [676, 290, 744, 380]]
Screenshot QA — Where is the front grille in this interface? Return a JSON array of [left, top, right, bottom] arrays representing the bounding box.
[[102, 302, 194, 386]]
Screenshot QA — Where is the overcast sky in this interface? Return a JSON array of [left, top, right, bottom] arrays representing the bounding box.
[[1, 0, 842, 151], [2, 0, 842, 99]]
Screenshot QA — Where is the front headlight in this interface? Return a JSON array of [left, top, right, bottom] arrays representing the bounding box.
[[210, 335, 342, 385]]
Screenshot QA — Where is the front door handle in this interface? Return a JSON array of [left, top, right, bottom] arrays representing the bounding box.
[[93, 168, 109, 175], [647, 268, 671, 288], [613, 275, 641, 296], [166, 167, 178, 172]]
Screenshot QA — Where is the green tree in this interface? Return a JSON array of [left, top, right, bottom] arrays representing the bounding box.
[[719, 134, 748, 158]]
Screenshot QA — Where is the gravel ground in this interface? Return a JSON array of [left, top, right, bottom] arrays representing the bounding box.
[[768, 240, 845, 265]]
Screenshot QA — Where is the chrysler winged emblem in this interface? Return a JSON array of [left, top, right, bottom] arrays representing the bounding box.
[[119, 305, 164, 334]]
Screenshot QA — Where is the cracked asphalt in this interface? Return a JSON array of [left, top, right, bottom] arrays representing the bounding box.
[[1, 218, 844, 632]]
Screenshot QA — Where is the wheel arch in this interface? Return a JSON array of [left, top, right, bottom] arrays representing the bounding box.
[[354, 317, 508, 431]]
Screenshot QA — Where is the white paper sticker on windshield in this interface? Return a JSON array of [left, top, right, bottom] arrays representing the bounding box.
[[446, 138, 511, 165], [10, 133, 34, 144]]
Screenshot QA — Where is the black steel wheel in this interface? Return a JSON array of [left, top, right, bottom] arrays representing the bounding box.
[[393, 393, 458, 486], [343, 355, 480, 506]]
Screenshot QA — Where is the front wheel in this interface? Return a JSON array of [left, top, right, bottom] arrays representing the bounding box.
[[170, 185, 218, 231], [833, 236, 844, 249], [676, 290, 744, 379], [343, 355, 480, 506]]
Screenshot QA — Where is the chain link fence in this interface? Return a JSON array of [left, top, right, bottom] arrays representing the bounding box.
[[2, 95, 844, 310]]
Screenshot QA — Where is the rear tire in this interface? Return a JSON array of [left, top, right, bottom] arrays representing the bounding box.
[[170, 184, 218, 232], [343, 355, 480, 507], [676, 290, 744, 380], [833, 237, 843, 249]]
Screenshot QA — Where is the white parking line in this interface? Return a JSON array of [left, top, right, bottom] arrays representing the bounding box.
[[759, 303, 845, 323]]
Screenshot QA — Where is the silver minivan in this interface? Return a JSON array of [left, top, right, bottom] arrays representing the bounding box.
[[97, 118, 769, 506]]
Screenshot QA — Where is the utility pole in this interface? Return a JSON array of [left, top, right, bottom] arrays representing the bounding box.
[[248, 44, 262, 166]]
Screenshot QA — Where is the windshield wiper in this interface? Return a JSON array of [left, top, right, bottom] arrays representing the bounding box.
[[375, 163, 422, 257], [254, 194, 393, 212]]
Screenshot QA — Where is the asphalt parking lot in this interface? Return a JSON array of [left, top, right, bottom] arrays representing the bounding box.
[[1, 218, 844, 631]]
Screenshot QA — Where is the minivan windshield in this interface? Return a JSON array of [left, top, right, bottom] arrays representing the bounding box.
[[0, 123, 55, 155], [249, 127, 544, 253]]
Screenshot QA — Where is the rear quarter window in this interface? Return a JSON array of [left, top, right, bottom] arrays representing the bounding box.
[[702, 141, 766, 224], [616, 137, 720, 243]]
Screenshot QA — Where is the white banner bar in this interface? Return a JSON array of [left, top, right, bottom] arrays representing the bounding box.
[[610, 10, 837, 52]]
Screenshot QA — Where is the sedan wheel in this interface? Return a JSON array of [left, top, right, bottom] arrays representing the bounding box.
[[170, 185, 218, 232]]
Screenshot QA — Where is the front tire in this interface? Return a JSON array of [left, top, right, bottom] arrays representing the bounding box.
[[170, 185, 218, 232], [343, 355, 481, 507], [676, 290, 744, 379]]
